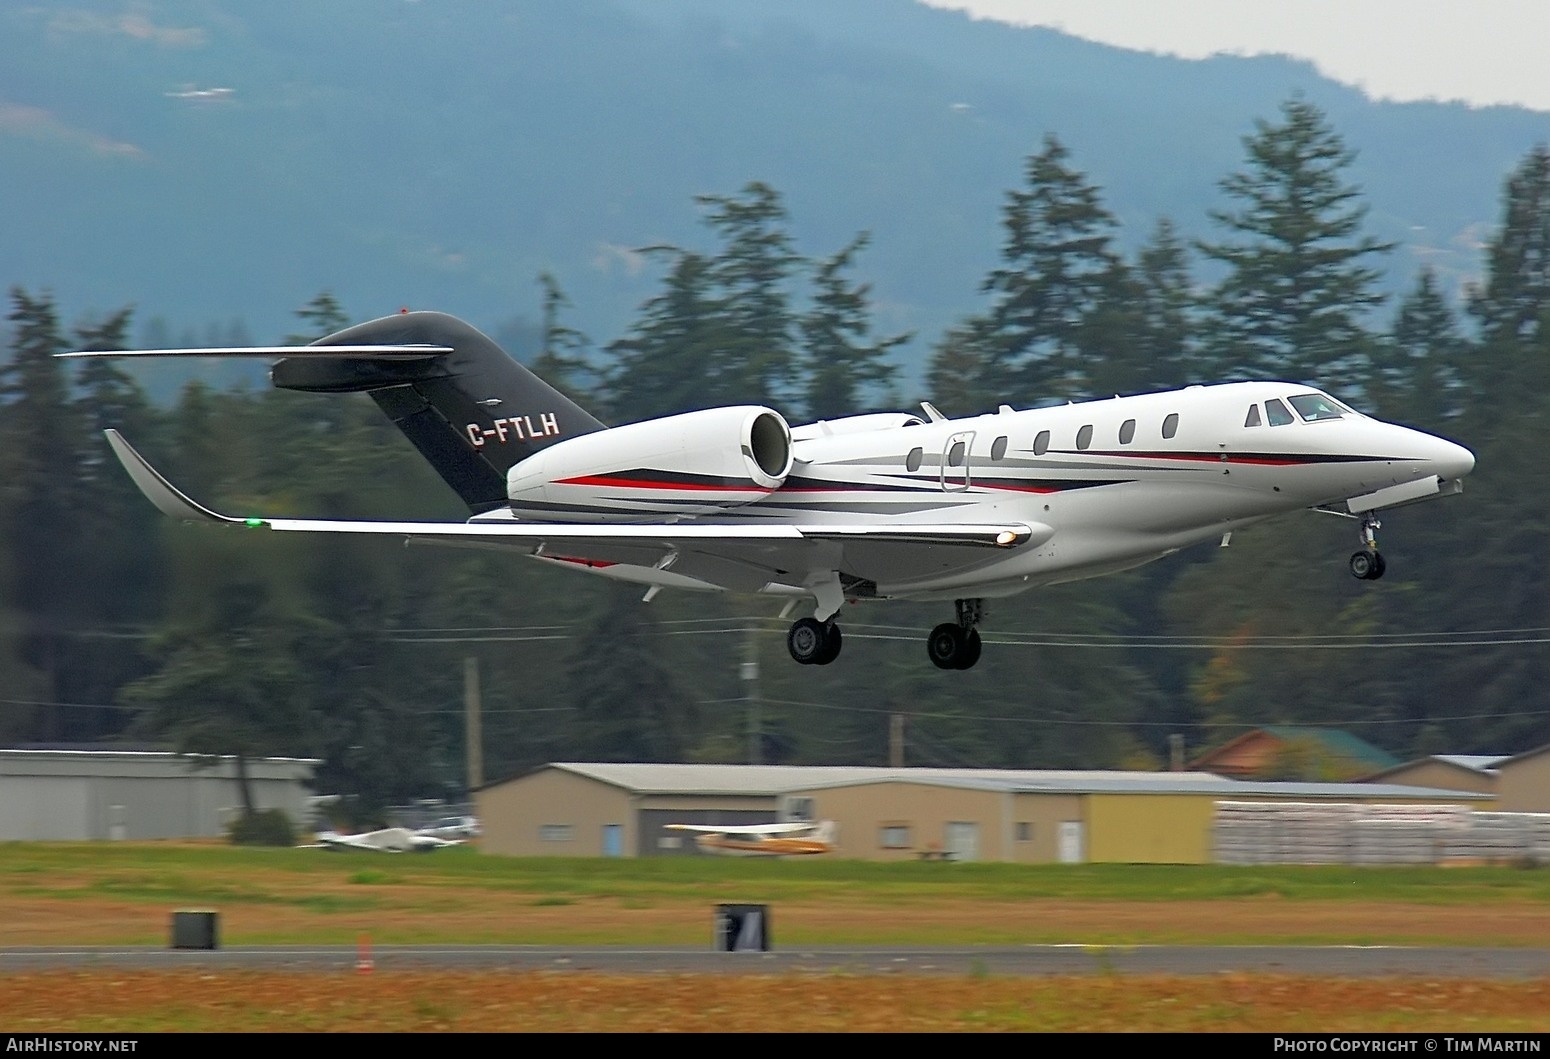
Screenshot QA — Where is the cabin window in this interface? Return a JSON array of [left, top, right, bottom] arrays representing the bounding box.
[[991, 435, 1008, 461], [1033, 429, 1050, 456], [880, 824, 911, 849], [947, 440, 966, 467], [1118, 418, 1136, 445], [1266, 398, 1295, 426], [1244, 405, 1262, 428], [1288, 393, 1345, 421], [906, 446, 923, 472], [1162, 413, 1180, 439], [1075, 424, 1093, 450]]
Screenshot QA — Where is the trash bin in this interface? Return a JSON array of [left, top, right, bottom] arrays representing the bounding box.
[[715, 903, 770, 951], [170, 910, 219, 950]]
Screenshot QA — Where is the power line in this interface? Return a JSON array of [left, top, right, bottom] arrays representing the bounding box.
[[32, 618, 1550, 651]]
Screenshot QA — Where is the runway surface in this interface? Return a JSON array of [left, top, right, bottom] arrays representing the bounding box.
[[4, 944, 1549, 977]]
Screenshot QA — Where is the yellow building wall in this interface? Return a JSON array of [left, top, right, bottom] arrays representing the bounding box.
[[1086, 795, 1216, 864]]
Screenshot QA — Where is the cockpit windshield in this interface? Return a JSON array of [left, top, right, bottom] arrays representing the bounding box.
[[1288, 393, 1346, 422]]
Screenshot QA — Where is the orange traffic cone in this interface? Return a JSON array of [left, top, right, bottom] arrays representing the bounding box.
[[357, 932, 373, 975]]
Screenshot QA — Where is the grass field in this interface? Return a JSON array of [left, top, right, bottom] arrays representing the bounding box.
[[4, 842, 1550, 1031], [8, 840, 1550, 947]]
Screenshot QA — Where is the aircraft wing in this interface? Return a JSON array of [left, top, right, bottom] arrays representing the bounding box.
[[306, 827, 459, 852], [104, 430, 1047, 592], [664, 822, 813, 836]]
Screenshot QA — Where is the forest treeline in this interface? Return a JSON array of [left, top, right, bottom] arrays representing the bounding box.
[[4, 98, 1549, 821]]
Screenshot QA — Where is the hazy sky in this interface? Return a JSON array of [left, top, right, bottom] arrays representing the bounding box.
[[924, 1, 1550, 112]]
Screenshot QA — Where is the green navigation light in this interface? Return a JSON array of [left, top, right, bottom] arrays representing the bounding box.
[[244, 518, 265, 528]]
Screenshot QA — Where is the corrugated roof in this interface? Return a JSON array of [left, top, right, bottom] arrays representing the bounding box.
[[541, 762, 1486, 800]]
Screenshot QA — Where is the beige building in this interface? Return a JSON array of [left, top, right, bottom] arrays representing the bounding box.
[[1363, 754, 1508, 798], [1362, 746, 1550, 814], [1497, 744, 1550, 812], [477, 762, 1485, 864]]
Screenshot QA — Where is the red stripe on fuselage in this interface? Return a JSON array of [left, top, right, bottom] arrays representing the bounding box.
[[542, 555, 619, 569], [554, 474, 769, 492]]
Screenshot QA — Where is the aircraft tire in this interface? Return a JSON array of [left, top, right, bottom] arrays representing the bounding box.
[[814, 623, 843, 665], [1349, 550, 1384, 580], [954, 627, 982, 669], [787, 618, 828, 665], [927, 623, 966, 670]]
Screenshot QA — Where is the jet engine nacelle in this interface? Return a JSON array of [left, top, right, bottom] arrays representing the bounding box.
[[506, 405, 793, 521]]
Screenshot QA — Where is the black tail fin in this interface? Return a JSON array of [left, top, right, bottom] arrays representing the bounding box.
[[271, 311, 606, 514]]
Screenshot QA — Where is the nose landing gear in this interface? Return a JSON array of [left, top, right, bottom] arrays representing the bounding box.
[[1349, 515, 1387, 581], [927, 598, 985, 670]]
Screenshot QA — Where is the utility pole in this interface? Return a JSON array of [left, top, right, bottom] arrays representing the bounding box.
[[464, 656, 483, 795], [742, 624, 761, 765], [889, 713, 905, 768]]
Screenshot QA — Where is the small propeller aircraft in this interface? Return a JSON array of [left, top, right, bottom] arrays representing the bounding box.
[[63, 310, 1474, 670], [302, 827, 465, 853], [665, 820, 837, 856]]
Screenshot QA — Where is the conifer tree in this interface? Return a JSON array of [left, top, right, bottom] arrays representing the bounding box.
[[1198, 96, 1391, 393], [695, 181, 801, 408], [1129, 217, 1202, 392], [604, 249, 723, 421], [530, 271, 595, 406], [800, 233, 909, 420], [1464, 144, 1550, 413], [284, 290, 349, 344], [928, 135, 1122, 409], [1376, 267, 1466, 423], [0, 289, 86, 729]]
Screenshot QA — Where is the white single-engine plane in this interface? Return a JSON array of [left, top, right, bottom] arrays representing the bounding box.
[[63, 311, 1475, 670], [665, 820, 837, 856], [303, 827, 464, 853]]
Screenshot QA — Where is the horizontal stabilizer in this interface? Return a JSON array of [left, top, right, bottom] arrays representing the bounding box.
[[60, 344, 451, 360]]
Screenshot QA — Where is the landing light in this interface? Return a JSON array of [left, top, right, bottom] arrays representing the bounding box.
[[995, 529, 1018, 546]]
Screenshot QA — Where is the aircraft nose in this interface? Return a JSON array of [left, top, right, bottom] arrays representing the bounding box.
[[1433, 436, 1475, 481]]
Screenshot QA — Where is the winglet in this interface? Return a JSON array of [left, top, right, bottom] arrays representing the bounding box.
[[103, 429, 245, 525], [919, 401, 947, 423]]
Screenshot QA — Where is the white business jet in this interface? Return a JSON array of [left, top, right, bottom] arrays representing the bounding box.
[[63, 311, 1474, 670]]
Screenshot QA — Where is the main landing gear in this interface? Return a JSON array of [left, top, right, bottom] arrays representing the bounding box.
[[927, 598, 984, 671], [787, 616, 843, 666], [1349, 514, 1387, 581], [784, 596, 987, 670]]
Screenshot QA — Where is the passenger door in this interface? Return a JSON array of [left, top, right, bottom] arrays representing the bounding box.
[[940, 431, 974, 492]]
